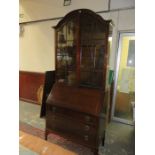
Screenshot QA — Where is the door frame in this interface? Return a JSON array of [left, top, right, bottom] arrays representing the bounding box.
[[111, 31, 135, 125]]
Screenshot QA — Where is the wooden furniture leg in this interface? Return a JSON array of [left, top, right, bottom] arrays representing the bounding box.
[[45, 129, 48, 140], [102, 131, 106, 146]]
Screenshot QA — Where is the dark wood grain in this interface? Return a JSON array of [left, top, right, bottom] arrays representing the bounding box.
[[47, 82, 103, 116], [46, 104, 98, 126], [46, 9, 111, 155], [19, 71, 45, 104]]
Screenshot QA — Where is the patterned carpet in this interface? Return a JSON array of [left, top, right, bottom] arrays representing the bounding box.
[[19, 101, 135, 155]]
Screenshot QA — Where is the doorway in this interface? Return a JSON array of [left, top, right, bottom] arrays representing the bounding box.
[[112, 32, 135, 125]]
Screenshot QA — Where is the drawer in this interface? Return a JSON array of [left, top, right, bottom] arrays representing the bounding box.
[[46, 113, 97, 136], [46, 114, 97, 146], [47, 104, 98, 126]]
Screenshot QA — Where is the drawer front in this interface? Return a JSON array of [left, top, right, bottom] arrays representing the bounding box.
[[46, 113, 97, 146], [47, 104, 98, 126]]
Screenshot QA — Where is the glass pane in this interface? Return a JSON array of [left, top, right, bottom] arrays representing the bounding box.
[[114, 34, 135, 121], [56, 19, 77, 85], [79, 14, 107, 88]]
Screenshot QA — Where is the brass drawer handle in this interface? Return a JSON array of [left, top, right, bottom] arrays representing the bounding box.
[[84, 135, 89, 141], [85, 115, 91, 122], [84, 125, 90, 131]]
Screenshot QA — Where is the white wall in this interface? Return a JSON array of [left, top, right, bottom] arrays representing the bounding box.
[[19, 0, 135, 72], [19, 20, 58, 72], [19, 0, 109, 22], [110, 0, 135, 10]]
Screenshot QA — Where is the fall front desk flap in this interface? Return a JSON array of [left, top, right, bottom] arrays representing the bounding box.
[[46, 82, 107, 116]]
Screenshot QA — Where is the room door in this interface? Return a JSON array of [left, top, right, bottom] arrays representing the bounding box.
[[112, 32, 135, 125]]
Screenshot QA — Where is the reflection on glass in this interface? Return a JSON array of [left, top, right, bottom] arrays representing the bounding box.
[[56, 19, 77, 85], [79, 14, 107, 88], [127, 40, 135, 67], [114, 34, 135, 121]]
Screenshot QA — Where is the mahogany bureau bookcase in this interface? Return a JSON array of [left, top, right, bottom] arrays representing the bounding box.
[[45, 9, 112, 155]]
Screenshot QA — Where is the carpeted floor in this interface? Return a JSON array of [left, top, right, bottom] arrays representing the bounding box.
[[19, 100, 135, 155]]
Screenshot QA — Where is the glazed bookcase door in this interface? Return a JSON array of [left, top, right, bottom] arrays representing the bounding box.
[[79, 14, 108, 88], [56, 18, 78, 85], [55, 10, 109, 89]]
